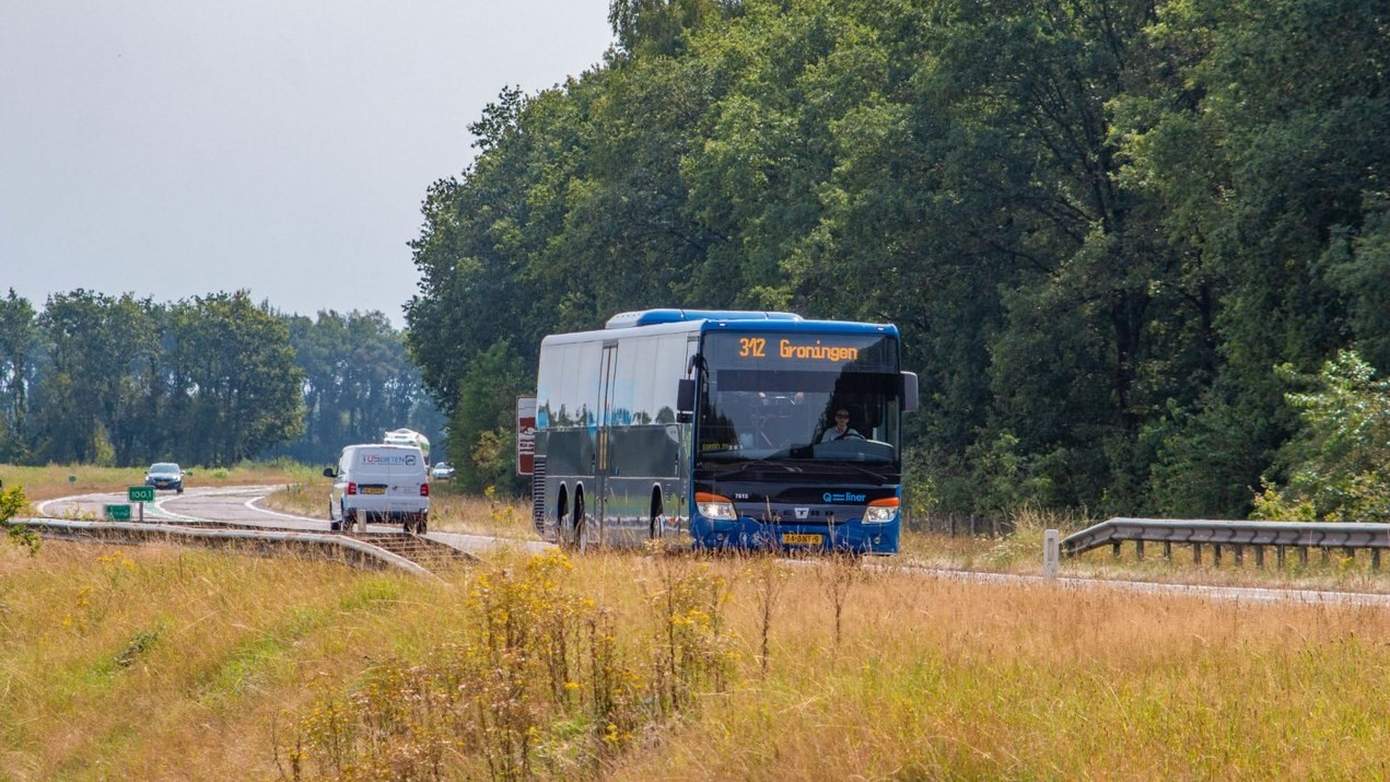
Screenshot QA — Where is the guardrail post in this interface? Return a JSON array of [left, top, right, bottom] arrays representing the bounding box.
[[1374, 549, 1382, 571], [1277, 545, 1286, 568], [1163, 541, 1172, 560], [1234, 544, 1244, 566], [1299, 546, 1309, 566], [1193, 543, 1201, 565], [1135, 540, 1145, 561], [1254, 545, 1265, 568], [1043, 529, 1060, 578], [1112, 541, 1121, 559], [1213, 544, 1222, 567], [1321, 547, 1330, 565]]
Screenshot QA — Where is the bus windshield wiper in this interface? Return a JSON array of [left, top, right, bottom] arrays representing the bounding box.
[[807, 460, 893, 484], [701, 459, 799, 478]]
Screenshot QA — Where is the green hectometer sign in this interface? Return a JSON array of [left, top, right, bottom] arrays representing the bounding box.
[[105, 504, 132, 521], [128, 486, 155, 503]]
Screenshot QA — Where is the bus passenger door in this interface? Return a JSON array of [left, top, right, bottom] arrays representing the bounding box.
[[595, 343, 618, 541], [676, 335, 699, 527]]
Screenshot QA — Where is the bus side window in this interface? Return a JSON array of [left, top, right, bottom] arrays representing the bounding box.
[[654, 334, 686, 423], [536, 345, 560, 427], [628, 337, 656, 425], [576, 341, 601, 427]]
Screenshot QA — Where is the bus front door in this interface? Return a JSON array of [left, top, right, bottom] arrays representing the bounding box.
[[595, 343, 618, 544]]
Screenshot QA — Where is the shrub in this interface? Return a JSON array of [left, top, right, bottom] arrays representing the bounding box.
[[1257, 351, 1390, 521]]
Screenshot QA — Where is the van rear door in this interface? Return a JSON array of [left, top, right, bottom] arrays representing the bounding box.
[[352, 448, 425, 498]]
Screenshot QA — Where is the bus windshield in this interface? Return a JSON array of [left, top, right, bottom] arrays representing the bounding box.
[[698, 332, 900, 467]]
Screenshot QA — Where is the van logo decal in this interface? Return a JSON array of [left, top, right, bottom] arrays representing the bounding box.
[[361, 453, 417, 466]]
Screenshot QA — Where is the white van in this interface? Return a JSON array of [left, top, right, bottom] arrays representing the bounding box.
[[324, 444, 430, 533]]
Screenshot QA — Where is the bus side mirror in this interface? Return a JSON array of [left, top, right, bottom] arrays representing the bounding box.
[[901, 371, 919, 414], [676, 378, 696, 423]]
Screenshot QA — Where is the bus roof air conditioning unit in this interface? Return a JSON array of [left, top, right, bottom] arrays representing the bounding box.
[[605, 309, 803, 329]]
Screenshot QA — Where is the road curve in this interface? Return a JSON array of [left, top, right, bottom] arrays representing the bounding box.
[[33, 484, 550, 557]]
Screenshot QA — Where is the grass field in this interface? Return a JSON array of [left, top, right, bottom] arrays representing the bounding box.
[[5, 537, 1390, 780]]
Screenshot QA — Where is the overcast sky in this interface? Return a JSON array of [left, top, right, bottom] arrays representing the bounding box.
[[1, 0, 614, 325]]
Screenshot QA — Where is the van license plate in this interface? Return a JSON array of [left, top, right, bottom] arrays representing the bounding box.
[[783, 533, 822, 546], [362, 486, 386, 495]]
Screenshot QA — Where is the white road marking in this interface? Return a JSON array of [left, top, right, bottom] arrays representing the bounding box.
[[242, 494, 326, 524], [36, 495, 81, 517], [151, 494, 207, 522]]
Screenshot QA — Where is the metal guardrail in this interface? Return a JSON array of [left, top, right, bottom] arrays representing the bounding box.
[[1063, 517, 1390, 568], [4, 517, 445, 577]]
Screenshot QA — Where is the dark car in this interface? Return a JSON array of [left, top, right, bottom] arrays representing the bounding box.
[[145, 462, 184, 493]]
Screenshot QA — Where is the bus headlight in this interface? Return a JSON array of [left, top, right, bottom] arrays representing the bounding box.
[[696, 492, 738, 521], [863, 497, 899, 524]]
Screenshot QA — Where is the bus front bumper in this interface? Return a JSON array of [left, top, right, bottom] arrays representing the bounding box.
[[689, 516, 899, 555]]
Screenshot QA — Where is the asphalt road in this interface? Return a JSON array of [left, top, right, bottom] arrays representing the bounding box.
[[34, 484, 549, 556]]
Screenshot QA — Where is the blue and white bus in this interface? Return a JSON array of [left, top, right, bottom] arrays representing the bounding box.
[[530, 309, 918, 553]]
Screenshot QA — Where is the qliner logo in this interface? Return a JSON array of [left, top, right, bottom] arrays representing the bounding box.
[[823, 492, 867, 504], [361, 453, 417, 466]]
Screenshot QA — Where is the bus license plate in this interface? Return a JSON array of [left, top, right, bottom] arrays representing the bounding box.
[[783, 533, 822, 546], [362, 486, 386, 495]]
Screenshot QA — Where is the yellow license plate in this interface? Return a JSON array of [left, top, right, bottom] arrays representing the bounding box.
[[362, 486, 386, 495], [782, 533, 823, 546]]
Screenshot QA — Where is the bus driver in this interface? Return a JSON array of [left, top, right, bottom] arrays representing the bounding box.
[[817, 407, 863, 442]]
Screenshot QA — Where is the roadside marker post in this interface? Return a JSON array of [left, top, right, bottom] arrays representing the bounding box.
[[1043, 529, 1060, 578], [128, 486, 155, 523]]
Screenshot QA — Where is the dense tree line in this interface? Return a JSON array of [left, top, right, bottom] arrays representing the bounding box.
[[274, 310, 444, 465], [0, 289, 441, 467], [406, 0, 1389, 515]]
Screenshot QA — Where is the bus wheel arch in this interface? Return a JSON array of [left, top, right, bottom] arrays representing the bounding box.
[[555, 484, 569, 537], [649, 486, 664, 540]]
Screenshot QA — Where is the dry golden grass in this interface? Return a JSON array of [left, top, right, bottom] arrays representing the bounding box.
[[2, 461, 323, 512], [6, 538, 1390, 780], [264, 478, 540, 539]]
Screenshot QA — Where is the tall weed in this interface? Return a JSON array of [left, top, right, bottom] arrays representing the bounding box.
[[280, 550, 734, 780]]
